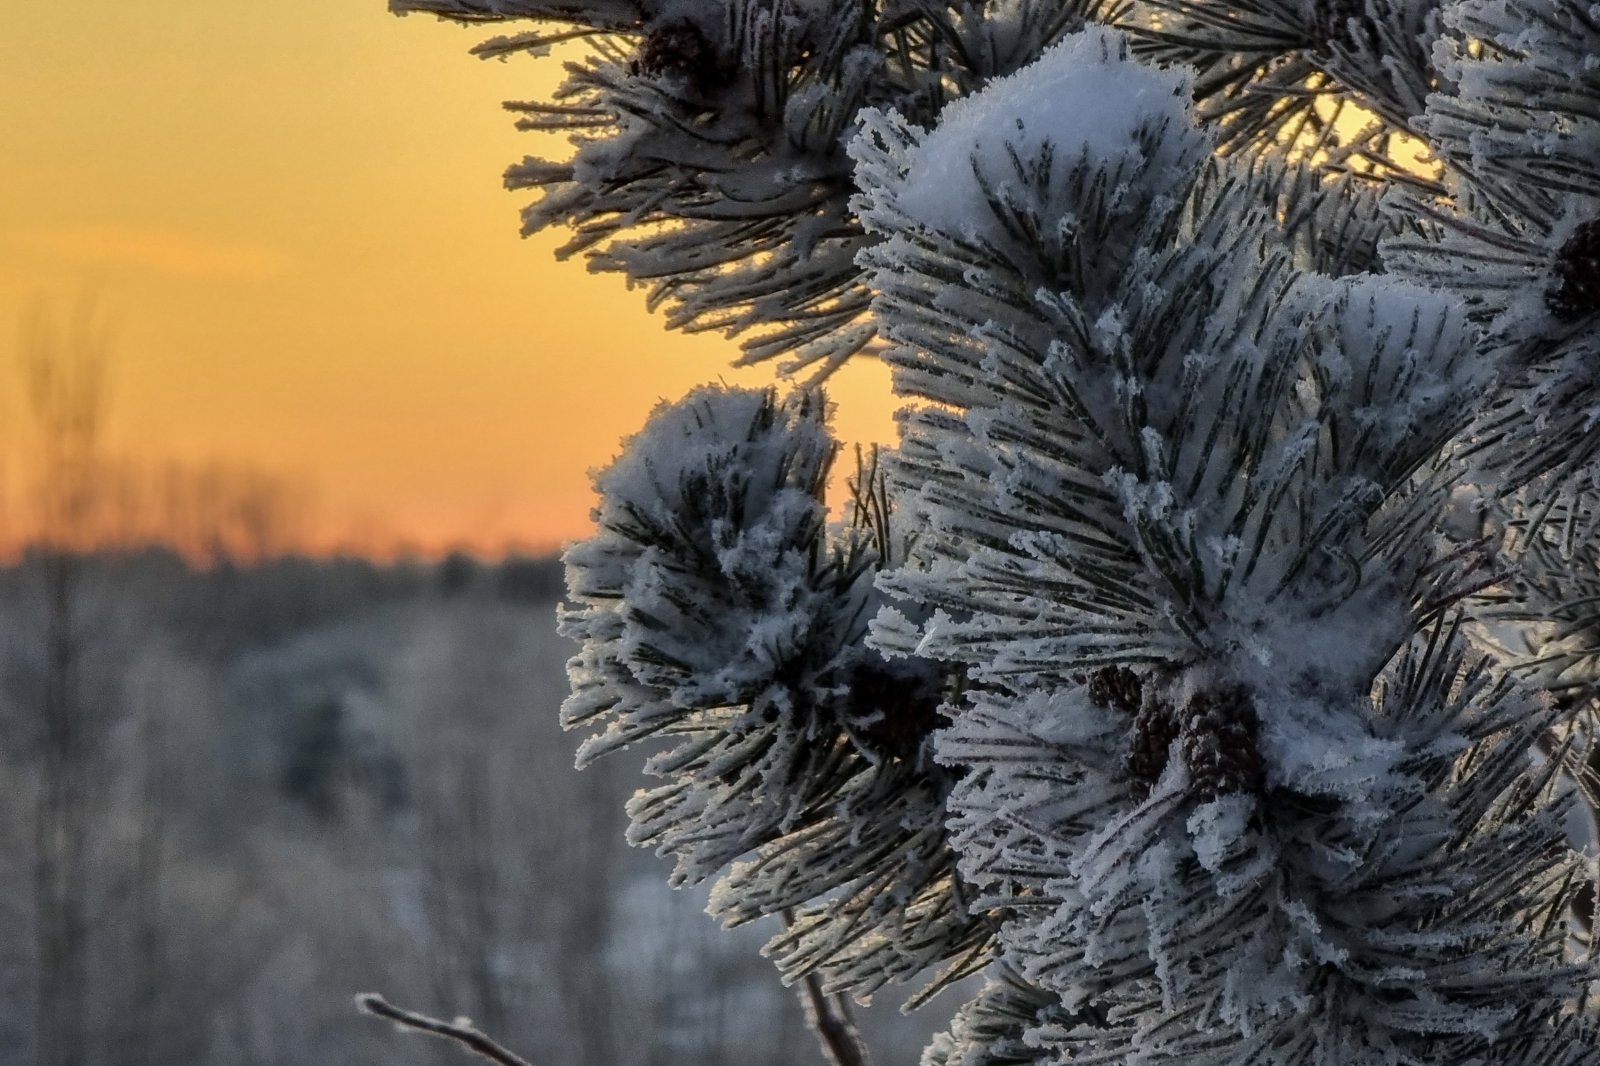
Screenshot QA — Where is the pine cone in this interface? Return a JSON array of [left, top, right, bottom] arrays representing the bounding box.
[[1547, 218, 1600, 322], [842, 658, 944, 761], [1124, 693, 1180, 792], [1179, 685, 1264, 801], [632, 21, 722, 91], [1307, 0, 1379, 53], [1086, 666, 1143, 717]]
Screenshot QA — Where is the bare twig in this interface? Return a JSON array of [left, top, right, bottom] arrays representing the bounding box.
[[782, 911, 873, 1066], [796, 971, 874, 1066], [356, 993, 537, 1066]]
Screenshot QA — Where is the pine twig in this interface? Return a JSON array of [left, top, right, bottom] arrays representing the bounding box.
[[356, 993, 536, 1066], [783, 911, 873, 1066], [796, 972, 873, 1066]]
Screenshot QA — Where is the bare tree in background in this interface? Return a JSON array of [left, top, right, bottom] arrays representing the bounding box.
[[8, 301, 284, 1066], [151, 461, 312, 565], [19, 297, 109, 1066], [383, 601, 629, 1066]]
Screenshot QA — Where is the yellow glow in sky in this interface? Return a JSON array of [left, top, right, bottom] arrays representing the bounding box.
[[1, 2, 894, 556]]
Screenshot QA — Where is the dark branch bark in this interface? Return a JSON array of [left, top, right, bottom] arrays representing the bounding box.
[[356, 993, 537, 1066], [782, 910, 873, 1066], [795, 972, 874, 1066]]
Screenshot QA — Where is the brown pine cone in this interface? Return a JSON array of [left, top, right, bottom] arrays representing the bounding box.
[[1180, 684, 1264, 801], [1087, 666, 1144, 717], [1308, 0, 1379, 53], [632, 21, 722, 92], [1125, 693, 1180, 792], [841, 658, 944, 761], [1548, 218, 1600, 322]]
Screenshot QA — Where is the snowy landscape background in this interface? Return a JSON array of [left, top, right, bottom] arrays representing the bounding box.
[[0, 549, 943, 1065]]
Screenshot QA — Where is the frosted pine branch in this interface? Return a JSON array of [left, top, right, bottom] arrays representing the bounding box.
[[394, 4, 1600, 1065]]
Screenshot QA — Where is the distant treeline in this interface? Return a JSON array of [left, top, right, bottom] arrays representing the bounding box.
[[0, 547, 563, 657]]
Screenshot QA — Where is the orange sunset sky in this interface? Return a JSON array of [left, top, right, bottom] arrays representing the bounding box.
[[1, 2, 894, 557]]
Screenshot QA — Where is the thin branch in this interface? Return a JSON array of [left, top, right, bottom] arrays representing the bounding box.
[[783, 911, 874, 1066], [795, 973, 873, 1066], [356, 993, 537, 1066]]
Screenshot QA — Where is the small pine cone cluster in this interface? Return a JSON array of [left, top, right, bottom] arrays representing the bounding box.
[[841, 658, 945, 761], [1120, 678, 1265, 801], [631, 20, 723, 92], [1547, 218, 1600, 322], [1086, 665, 1144, 716], [1125, 693, 1181, 792], [1307, 0, 1379, 53], [1180, 685, 1264, 801]]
